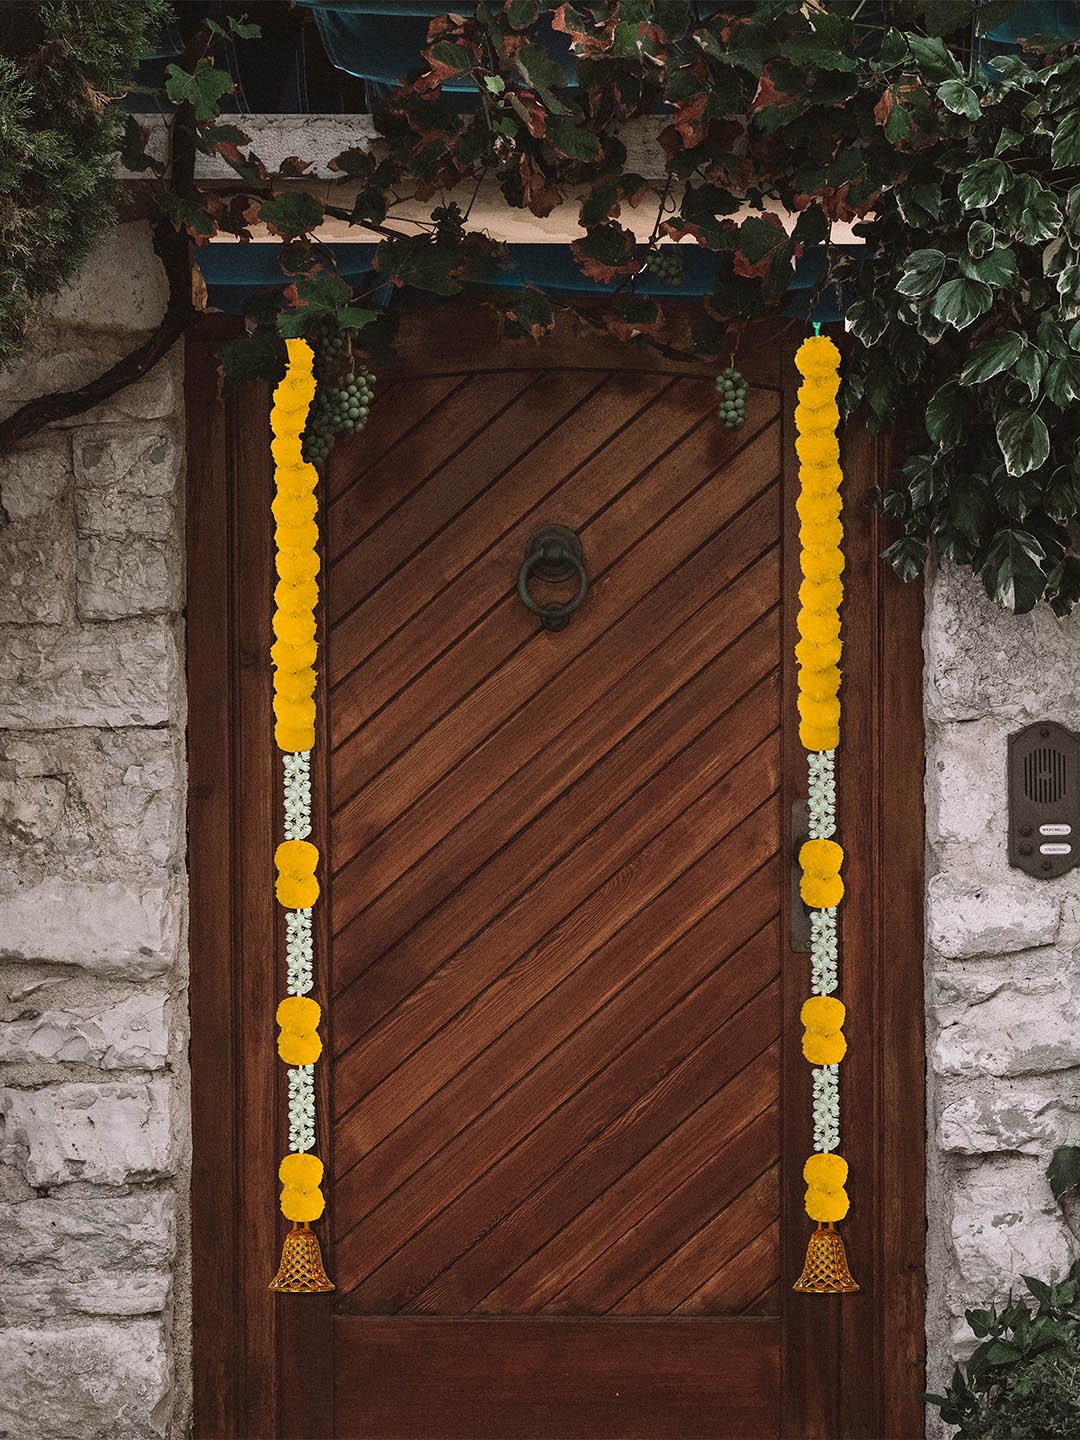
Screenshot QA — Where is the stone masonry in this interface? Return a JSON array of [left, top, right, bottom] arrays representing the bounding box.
[[924, 560, 1080, 1430], [0, 223, 188, 1440]]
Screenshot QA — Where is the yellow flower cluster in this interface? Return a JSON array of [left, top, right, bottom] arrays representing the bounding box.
[[275, 839, 320, 910], [271, 340, 320, 754], [803, 1151, 849, 1222], [794, 335, 844, 753], [279, 1151, 325, 1223], [276, 994, 323, 1066], [801, 994, 847, 1066], [799, 837, 844, 909]]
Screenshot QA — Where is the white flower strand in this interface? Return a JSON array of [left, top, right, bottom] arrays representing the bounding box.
[[807, 749, 836, 839], [285, 908, 314, 996], [287, 1065, 316, 1153], [810, 908, 838, 995], [812, 1065, 840, 1153], [283, 750, 312, 840]]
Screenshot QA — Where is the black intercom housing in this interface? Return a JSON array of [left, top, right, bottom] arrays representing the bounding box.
[[1007, 721, 1080, 879]]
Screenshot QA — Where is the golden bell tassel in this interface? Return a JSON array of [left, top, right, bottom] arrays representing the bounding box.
[[792, 1222, 859, 1294], [269, 1222, 335, 1293]]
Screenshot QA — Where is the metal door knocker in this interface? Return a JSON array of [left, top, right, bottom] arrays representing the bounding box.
[[517, 525, 589, 632]]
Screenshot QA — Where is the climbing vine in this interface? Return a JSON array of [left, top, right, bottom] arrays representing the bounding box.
[[11, 0, 1080, 612]]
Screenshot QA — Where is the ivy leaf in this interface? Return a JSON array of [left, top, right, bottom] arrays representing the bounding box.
[[967, 220, 995, 258], [1066, 185, 1080, 235], [1052, 110, 1080, 169], [895, 248, 946, 298], [1057, 264, 1080, 306], [1045, 354, 1080, 408], [996, 469, 1041, 521], [258, 192, 324, 238], [1015, 184, 1063, 245], [1048, 555, 1080, 615], [1013, 346, 1046, 402], [930, 276, 993, 329], [165, 61, 234, 123], [996, 409, 1051, 477], [1043, 466, 1080, 522], [846, 300, 888, 346], [980, 528, 1047, 613], [882, 536, 928, 582], [958, 248, 1016, 286], [957, 157, 1010, 209], [936, 79, 980, 119], [218, 328, 286, 397], [924, 379, 964, 449]]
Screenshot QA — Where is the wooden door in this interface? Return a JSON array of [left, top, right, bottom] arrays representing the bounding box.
[[187, 310, 926, 1440]]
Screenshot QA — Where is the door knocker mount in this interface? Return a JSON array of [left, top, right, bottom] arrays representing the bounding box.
[[517, 525, 589, 632]]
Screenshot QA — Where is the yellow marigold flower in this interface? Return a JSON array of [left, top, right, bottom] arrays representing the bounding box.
[[798, 695, 841, 733], [799, 462, 843, 496], [277, 994, 320, 1031], [796, 489, 842, 526], [802, 1029, 847, 1065], [800, 518, 843, 554], [794, 404, 841, 437], [799, 666, 841, 703], [276, 546, 321, 585], [271, 491, 318, 528], [795, 434, 840, 469], [276, 872, 319, 909], [800, 721, 840, 753], [275, 668, 317, 703], [279, 1152, 324, 1191], [285, 338, 316, 366], [796, 607, 841, 644], [801, 870, 844, 908], [801, 546, 844, 583], [795, 335, 841, 377], [795, 635, 842, 671], [274, 461, 319, 498], [275, 520, 319, 554], [271, 433, 304, 468], [800, 839, 843, 881], [280, 1184, 325, 1223], [805, 1185, 849, 1223], [278, 1029, 323, 1065], [272, 609, 317, 646], [275, 720, 316, 755], [801, 993, 845, 1033], [804, 1153, 848, 1191], [272, 637, 318, 673], [798, 577, 844, 613], [798, 377, 838, 407], [276, 839, 318, 879], [274, 578, 319, 616], [273, 695, 316, 735]]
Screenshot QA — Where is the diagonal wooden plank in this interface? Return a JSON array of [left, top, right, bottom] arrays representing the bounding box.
[[328, 370, 535, 566], [328, 400, 779, 807], [326, 373, 462, 506], [331, 717, 779, 1134], [330, 370, 605, 619], [332, 581, 779, 1006], [337, 987, 780, 1313], [672, 1217, 781, 1317], [610, 1167, 779, 1315], [542, 1102, 779, 1315], [328, 372, 675, 689]]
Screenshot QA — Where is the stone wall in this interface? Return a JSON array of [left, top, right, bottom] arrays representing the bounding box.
[[0, 224, 189, 1440], [924, 560, 1080, 1429]]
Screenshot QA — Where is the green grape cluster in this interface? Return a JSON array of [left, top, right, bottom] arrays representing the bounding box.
[[301, 320, 376, 469], [715, 366, 748, 429], [645, 246, 683, 285]]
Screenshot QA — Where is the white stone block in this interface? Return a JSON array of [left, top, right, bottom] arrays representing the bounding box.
[[0, 346, 180, 429], [0, 1080, 175, 1186], [0, 1320, 171, 1439], [0, 618, 178, 728], [77, 535, 180, 619], [0, 990, 169, 1069], [950, 1158, 1075, 1290], [0, 528, 72, 624], [927, 872, 1060, 959], [0, 876, 180, 978], [44, 222, 169, 332], [934, 970, 1080, 1076], [938, 1082, 1080, 1154], [0, 774, 67, 847], [925, 563, 1080, 723], [0, 442, 71, 522], [925, 716, 1012, 851], [0, 1191, 174, 1318], [74, 429, 181, 539]]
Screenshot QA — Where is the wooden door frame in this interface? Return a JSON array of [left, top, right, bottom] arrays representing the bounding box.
[[187, 308, 925, 1439]]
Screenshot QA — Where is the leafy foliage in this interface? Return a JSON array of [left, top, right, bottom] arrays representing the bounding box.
[[922, 1261, 1080, 1439], [0, 0, 172, 369]]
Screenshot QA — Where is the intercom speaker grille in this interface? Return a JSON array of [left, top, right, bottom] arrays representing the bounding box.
[[1024, 746, 1067, 805]]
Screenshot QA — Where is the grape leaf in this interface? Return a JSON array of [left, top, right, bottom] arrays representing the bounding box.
[[258, 192, 325, 238], [165, 61, 234, 123]]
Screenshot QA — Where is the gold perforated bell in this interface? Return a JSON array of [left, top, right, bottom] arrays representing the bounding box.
[[792, 1223, 859, 1294], [269, 1223, 335, 1293]]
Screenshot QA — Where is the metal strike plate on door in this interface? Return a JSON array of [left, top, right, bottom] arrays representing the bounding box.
[[1008, 722, 1080, 879]]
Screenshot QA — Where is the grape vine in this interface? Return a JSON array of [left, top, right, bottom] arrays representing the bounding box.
[[301, 320, 376, 470], [715, 368, 749, 431]]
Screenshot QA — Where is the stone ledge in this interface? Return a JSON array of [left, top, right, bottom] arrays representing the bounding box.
[[0, 1079, 175, 1187], [0, 1319, 171, 1439], [0, 346, 181, 430], [0, 877, 180, 979]]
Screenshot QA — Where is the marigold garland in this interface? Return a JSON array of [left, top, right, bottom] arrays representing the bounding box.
[[268, 338, 334, 1294], [792, 331, 858, 1295]]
